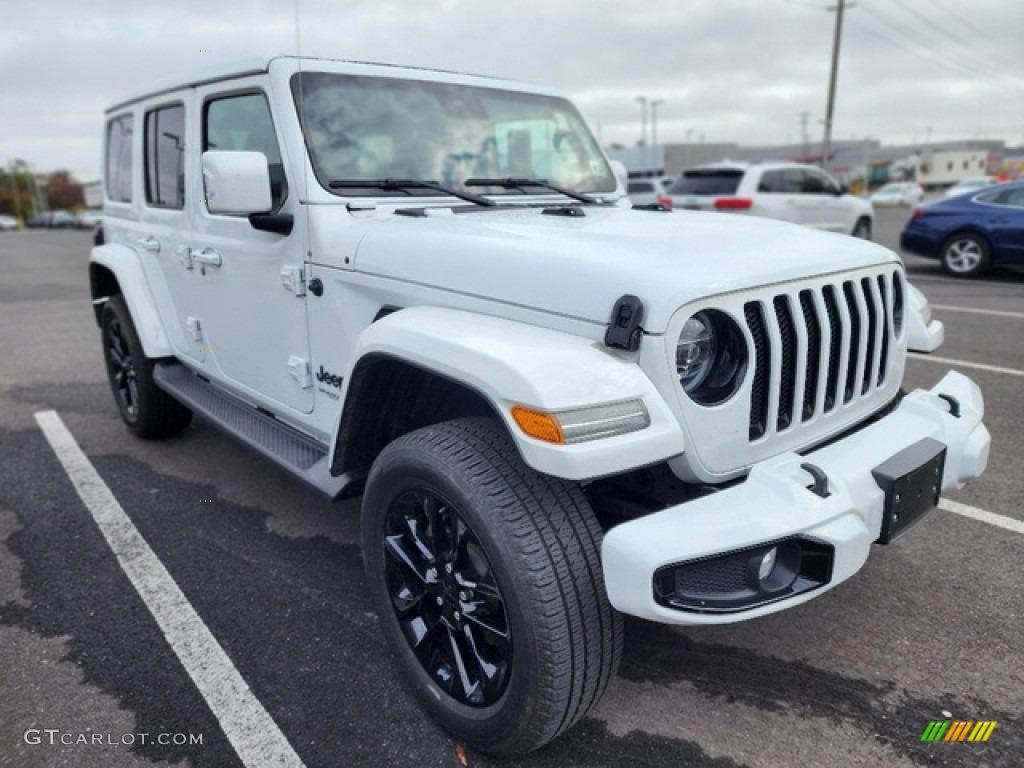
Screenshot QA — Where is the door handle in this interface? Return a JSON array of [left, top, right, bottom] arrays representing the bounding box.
[[137, 236, 160, 253], [193, 248, 222, 267]]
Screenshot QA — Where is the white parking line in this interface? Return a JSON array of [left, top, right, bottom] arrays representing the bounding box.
[[34, 410, 305, 768], [907, 353, 1024, 377], [931, 304, 1024, 321], [939, 499, 1024, 536]]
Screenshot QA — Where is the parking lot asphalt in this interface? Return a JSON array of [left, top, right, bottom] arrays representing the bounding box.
[[1, 210, 1021, 768]]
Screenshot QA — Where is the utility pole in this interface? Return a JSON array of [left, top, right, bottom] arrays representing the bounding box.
[[799, 112, 810, 161], [636, 96, 648, 176], [821, 0, 853, 171]]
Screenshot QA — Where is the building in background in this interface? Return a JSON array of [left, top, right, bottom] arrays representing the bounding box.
[[608, 138, 1013, 192]]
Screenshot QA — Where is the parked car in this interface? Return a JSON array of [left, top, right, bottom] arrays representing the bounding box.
[[76, 209, 104, 229], [626, 177, 672, 207], [666, 161, 874, 238], [90, 55, 988, 757], [26, 210, 78, 228], [900, 181, 1024, 276], [944, 176, 997, 198], [0, 214, 19, 231], [870, 182, 924, 207]]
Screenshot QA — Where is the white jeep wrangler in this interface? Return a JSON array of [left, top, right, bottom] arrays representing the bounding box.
[[90, 56, 990, 756]]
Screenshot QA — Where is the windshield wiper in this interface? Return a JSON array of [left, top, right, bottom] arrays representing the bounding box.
[[464, 177, 603, 205], [328, 178, 496, 208]]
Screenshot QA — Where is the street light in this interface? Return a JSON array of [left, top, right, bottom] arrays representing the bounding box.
[[650, 99, 664, 177], [636, 96, 648, 176]]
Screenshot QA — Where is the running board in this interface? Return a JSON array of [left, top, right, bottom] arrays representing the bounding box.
[[153, 363, 359, 501]]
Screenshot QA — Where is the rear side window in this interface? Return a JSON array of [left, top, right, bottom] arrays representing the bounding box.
[[145, 104, 185, 209], [204, 92, 287, 212], [105, 115, 133, 203], [669, 169, 742, 196]]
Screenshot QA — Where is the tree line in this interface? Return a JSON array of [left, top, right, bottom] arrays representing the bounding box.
[[1, 161, 86, 222]]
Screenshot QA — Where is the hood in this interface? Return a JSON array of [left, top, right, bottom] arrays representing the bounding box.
[[351, 204, 898, 333]]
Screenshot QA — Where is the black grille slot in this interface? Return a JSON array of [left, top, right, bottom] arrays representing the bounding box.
[[799, 290, 821, 421], [745, 301, 769, 441], [877, 275, 889, 386], [842, 281, 861, 403], [861, 278, 877, 395], [822, 285, 842, 411], [773, 296, 796, 431]]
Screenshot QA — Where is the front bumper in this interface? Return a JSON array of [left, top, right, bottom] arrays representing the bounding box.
[[601, 370, 990, 625]]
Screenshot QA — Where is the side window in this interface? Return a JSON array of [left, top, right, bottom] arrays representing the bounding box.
[[757, 170, 784, 193], [204, 92, 287, 212], [145, 104, 185, 209], [800, 171, 827, 194], [779, 170, 804, 193], [105, 114, 133, 203], [1000, 189, 1024, 207]]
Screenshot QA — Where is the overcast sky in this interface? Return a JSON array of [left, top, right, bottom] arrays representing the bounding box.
[[2, 0, 1022, 182]]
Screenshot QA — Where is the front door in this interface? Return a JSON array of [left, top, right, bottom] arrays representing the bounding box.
[[181, 80, 313, 414]]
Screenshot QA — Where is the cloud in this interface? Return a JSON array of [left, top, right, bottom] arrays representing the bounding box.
[[1, 0, 1021, 180]]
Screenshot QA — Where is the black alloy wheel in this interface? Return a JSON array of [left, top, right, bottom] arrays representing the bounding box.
[[100, 295, 192, 438], [362, 418, 622, 756], [106, 314, 140, 421], [382, 488, 511, 707]]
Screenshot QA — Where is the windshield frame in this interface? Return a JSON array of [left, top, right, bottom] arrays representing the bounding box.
[[290, 71, 616, 201]]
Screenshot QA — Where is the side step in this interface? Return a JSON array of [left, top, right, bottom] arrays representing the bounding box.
[[153, 363, 359, 501]]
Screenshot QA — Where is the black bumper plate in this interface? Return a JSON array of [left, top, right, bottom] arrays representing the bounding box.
[[872, 438, 947, 544]]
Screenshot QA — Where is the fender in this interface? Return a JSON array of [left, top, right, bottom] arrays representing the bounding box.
[[334, 306, 685, 481], [90, 243, 174, 359]]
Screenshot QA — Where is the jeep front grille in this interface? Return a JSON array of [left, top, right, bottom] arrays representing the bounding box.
[[744, 271, 900, 442]]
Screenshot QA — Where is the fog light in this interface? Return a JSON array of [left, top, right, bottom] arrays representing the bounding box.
[[749, 541, 802, 594], [758, 547, 777, 581]]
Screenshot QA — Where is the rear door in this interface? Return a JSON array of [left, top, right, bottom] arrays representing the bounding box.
[[136, 95, 206, 362], [801, 168, 850, 233]]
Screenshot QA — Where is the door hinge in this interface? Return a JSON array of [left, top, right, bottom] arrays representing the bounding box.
[[287, 356, 313, 388], [280, 265, 305, 297]]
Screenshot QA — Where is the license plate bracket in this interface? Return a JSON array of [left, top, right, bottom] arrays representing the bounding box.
[[872, 438, 946, 544]]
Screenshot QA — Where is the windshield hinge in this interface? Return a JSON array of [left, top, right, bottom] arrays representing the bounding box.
[[604, 295, 645, 351]]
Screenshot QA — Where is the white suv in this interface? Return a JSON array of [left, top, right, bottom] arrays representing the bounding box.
[[89, 56, 987, 757], [668, 161, 874, 239]]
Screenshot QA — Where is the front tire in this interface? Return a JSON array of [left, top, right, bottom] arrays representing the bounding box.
[[361, 418, 622, 756], [100, 295, 192, 438], [940, 232, 990, 277]]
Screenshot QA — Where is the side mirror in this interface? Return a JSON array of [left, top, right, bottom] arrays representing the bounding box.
[[836, 183, 849, 196], [202, 151, 272, 214]]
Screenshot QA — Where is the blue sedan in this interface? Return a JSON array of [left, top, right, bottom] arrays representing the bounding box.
[[900, 181, 1024, 277]]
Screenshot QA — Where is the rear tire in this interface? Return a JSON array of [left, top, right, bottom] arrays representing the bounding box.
[[100, 295, 192, 438], [361, 418, 622, 756], [940, 232, 990, 277]]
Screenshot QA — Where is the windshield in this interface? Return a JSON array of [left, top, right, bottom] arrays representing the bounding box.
[[291, 72, 616, 198]]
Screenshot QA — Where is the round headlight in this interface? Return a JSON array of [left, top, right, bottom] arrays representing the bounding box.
[[676, 309, 748, 406], [676, 313, 715, 390]]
